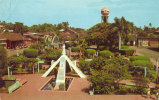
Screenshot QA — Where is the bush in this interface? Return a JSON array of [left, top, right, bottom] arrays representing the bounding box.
[[71, 46, 80, 52], [132, 60, 154, 69], [0, 78, 5, 88], [65, 42, 75, 48], [147, 70, 156, 82], [85, 49, 96, 55], [79, 58, 91, 74], [40, 49, 62, 64], [99, 46, 109, 51], [129, 56, 150, 61], [99, 50, 113, 58], [119, 49, 134, 56], [30, 43, 42, 50], [30, 43, 43, 54], [121, 46, 129, 49], [23, 48, 38, 58], [85, 49, 96, 58], [0, 46, 7, 77]]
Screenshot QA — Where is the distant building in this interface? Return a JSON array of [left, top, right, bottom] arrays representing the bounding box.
[[59, 28, 87, 42], [23, 32, 43, 47], [137, 37, 159, 47], [0, 33, 23, 49]]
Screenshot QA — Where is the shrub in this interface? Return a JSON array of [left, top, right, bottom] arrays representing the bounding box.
[[40, 49, 62, 64], [99, 46, 109, 51], [85, 49, 96, 58], [0, 46, 7, 77], [99, 50, 113, 58], [30, 43, 42, 50], [129, 56, 150, 61], [0, 78, 5, 88], [119, 49, 134, 56], [132, 60, 154, 69], [30, 43, 43, 54], [79, 58, 91, 74], [23, 49, 38, 58], [121, 46, 129, 49], [71, 46, 80, 52], [147, 70, 156, 82], [65, 42, 75, 48], [85, 49, 96, 55]]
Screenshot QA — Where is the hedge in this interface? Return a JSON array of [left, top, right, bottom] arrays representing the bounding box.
[[30, 44, 42, 50], [132, 60, 154, 69], [147, 70, 156, 82], [129, 56, 150, 61], [119, 49, 134, 56], [99, 46, 109, 50], [23, 48, 38, 58], [121, 46, 129, 49], [65, 42, 75, 48], [71, 46, 80, 52], [85, 49, 96, 55], [99, 50, 113, 58]]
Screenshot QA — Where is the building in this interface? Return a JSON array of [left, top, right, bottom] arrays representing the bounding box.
[[0, 33, 23, 49], [23, 33, 42, 47], [137, 37, 159, 47]]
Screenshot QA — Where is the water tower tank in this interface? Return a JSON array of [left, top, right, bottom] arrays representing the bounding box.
[[101, 7, 109, 16]]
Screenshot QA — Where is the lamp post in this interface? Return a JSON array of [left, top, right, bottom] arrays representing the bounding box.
[[8, 66, 12, 77]]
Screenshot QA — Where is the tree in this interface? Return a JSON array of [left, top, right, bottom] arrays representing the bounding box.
[[111, 17, 134, 50], [0, 46, 7, 77], [87, 56, 131, 94], [40, 49, 62, 64], [88, 70, 114, 94], [62, 22, 69, 31], [86, 23, 112, 49], [13, 22, 28, 34], [23, 49, 38, 58]]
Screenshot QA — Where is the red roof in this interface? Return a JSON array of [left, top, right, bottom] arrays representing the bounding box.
[[0, 33, 23, 41]]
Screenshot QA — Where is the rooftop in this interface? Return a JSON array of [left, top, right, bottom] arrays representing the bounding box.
[[0, 33, 23, 41]]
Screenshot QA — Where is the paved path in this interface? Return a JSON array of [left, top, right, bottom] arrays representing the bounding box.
[[7, 48, 25, 57], [0, 74, 157, 100], [136, 48, 159, 60]]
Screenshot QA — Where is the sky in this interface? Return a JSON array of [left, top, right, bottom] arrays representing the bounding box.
[[0, 0, 159, 29]]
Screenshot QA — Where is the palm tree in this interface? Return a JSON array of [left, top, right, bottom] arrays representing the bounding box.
[[111, 17, 134, 50]]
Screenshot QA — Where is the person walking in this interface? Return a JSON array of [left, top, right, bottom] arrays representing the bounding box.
[[147, 87, 151, 98]]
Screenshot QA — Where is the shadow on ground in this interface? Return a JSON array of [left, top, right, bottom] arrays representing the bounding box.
[[81, 88, 89, 94]]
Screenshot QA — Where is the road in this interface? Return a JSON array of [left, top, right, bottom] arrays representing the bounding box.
[[136, 48, 159, 60]]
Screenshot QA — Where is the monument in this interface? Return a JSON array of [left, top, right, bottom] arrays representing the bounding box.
[[42, 44, 86, 90]]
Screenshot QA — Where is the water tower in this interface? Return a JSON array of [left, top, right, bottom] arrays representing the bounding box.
[[101, 7, 109, 23]]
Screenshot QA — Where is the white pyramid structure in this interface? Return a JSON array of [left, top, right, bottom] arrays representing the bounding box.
[[42, 44, 86, 88]]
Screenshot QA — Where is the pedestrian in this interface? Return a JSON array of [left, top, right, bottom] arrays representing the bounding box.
[[147, 87, 151, 98]]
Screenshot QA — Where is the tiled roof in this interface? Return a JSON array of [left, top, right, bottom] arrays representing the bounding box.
[[0, 33, 23, 41], [59, 32, 76, 41], [24, 35, 41, 40]]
